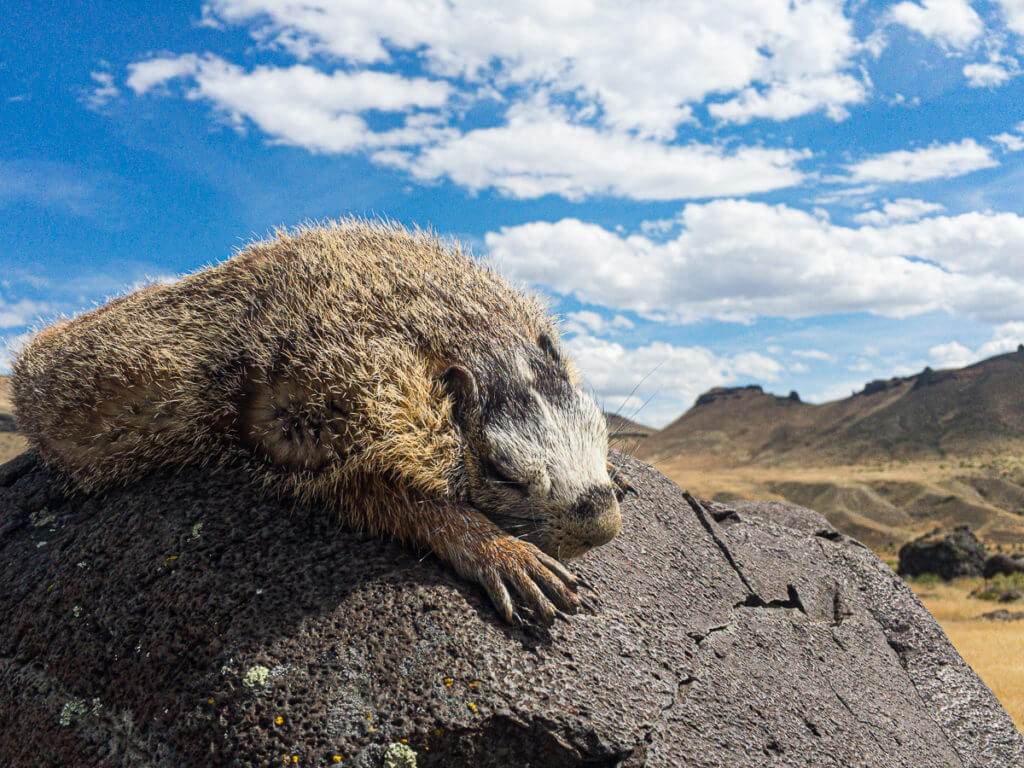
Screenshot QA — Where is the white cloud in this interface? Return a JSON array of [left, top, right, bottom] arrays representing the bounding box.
[[127, 54, 205, 94], [929, 323, 1024, 368], [992, 132, 1024, 151], [709, 73, 867, 125], [889, 0, 983, 50], [128, 54, 453, 154], [564, 311, 634, 336], [928, 340, 976, 368], [853, 198, 945, 225], [792, 348, 838, 362], [567, 334, 782, 427], [202, 0, 864, 138], [378, 103, 809, 200], [810, 379, 869, 403], [485, 199, 1024, 325], [0, 331, 33, 375], [994, 0, 1024, 35], [0, 298, 48, 330], [84, 70, 120, 109], [964, 60, 1015, 87], [845, 139, 997, 184]]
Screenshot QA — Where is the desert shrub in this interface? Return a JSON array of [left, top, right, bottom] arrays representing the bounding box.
[[971, 572, 1024, 602], [911, 573, 944, 586]]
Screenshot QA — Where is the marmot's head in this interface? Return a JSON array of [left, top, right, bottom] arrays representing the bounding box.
[[443, 333, 622, 560]]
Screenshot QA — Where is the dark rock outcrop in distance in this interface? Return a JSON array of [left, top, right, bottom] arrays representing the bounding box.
[[0, 414, 16, 433], [983, 553, 1024, 579], [1, 451, 1021, 767], [693, 384, 771, 407], [979, 609, 1024, 621], [897, 525, 988, 580]]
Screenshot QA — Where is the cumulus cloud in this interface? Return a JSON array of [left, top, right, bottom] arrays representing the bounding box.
[[992, 132, 1024, 151], [202, 0, 865, 138], [708, 73, 867, 125], [564, 311, 634, 336], [889, 0, 983, 50], [485, 199, 1024, 325], [845, 139, 997, 183], [566, 334, 782, 427], [994, 0, 1024, 35], [852, 198, 945, 225], [964, 59, 1017, 87], [128, 54, 453, 153], [377, 103, 809, 200], [929, 322, 1024, 368]]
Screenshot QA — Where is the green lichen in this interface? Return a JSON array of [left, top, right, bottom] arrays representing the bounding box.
[[382, 742, 417, 768], [59, 697, 102, 727], [242, 664, 270, 688], [188, 521, 203, 541]]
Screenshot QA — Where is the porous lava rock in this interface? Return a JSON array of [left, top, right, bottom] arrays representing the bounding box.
[[0, 450, 1021, 767], [897, 525, 988, 580]]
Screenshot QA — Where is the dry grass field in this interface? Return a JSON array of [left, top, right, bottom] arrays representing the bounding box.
[[908, 578, 1024, 731]]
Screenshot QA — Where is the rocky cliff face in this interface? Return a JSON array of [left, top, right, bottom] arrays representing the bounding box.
[[0, 450, 1020, 767]]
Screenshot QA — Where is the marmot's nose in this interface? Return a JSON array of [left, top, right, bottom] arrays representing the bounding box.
[[572, 484, 618, 519]]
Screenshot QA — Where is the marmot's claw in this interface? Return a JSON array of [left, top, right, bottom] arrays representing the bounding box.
[[606, 460, 637, 499], [476, 536, 581, 625]]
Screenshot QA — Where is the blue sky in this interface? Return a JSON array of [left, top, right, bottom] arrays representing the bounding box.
[[5, 0, 1024, 426]]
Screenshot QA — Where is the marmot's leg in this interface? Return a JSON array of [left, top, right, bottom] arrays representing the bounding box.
[[240, 375, 354, 471], [607, 459, 636, 499], [397, 498, 583, 624]]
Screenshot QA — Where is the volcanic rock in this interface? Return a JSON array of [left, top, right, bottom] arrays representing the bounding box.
[[897, 525, 988, 580], [0, 451, 1021, 767]]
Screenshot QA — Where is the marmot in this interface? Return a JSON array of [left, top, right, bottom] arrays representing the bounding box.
[[13, 220, 632, 624]]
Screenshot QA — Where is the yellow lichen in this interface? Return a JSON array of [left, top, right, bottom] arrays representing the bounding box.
[[275, 715, 284, 726]]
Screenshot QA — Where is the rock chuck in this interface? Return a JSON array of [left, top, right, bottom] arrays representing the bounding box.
[[13, 220, 633, 623]]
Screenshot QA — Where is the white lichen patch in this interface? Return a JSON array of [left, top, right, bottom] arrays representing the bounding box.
[[242, 665, 270, 688], [382, 742, 417, 768], [73, 605, 82, 618]]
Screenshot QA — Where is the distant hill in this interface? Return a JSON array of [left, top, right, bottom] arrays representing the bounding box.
[[0, 376, 26, 464], [638, 348, 1024, 552], [641, 347, 1024, 467], [605, 412, 655, 453]]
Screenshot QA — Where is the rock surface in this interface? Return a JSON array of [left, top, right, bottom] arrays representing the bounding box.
[[0, 450, 1022, 767], [897, 525, 988, 580]]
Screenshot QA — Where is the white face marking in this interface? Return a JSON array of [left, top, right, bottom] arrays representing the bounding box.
[[487, 385, 608, 507]]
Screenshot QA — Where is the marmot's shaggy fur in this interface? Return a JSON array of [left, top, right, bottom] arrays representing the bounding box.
[[13, 221, 632, 623]]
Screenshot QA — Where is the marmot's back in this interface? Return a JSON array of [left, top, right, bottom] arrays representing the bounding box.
[[13, 221, 552, 495]]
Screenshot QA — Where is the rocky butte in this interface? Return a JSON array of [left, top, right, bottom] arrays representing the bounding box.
[[0, 450, 1021, 766]]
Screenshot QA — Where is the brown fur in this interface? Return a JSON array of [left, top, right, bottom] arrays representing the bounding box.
[[13, 220, 629, 623]]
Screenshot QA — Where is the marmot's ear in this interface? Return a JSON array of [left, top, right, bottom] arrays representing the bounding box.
[[441, 365, 480, 425], [538, 332, 561, 364]]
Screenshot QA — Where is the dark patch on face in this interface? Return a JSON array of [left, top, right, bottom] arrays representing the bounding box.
[[474, 342, 575, 430]]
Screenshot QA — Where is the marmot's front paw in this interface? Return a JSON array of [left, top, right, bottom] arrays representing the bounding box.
[[472, 536, 582, 625]]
